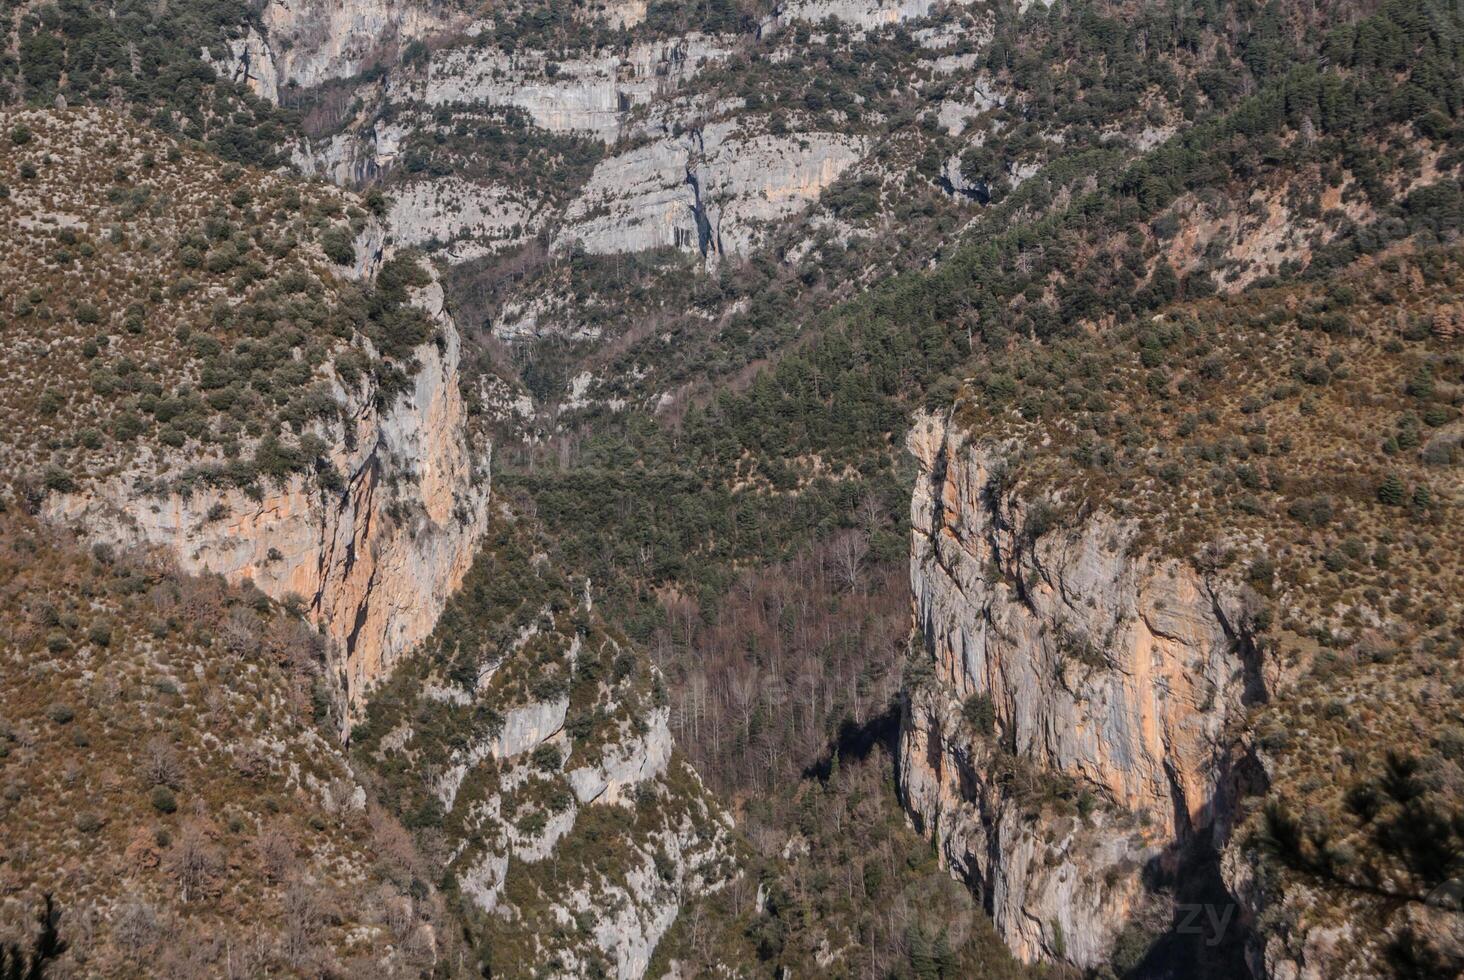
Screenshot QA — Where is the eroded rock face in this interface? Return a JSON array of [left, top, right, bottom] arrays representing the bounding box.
[[559, 120, 867, 257], [387, 177, 540, 254], [426, 35, 735, 142], [45, 275, 490, 715], [898, 412, 1263, 968], [772, 0, 948, 31], [207, 0, 466, 101]]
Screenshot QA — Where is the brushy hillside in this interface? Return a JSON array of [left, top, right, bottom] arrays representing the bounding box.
[[0, 106, 436, 500], [0, 511, 464, 978], [0, 0, 291, 166]]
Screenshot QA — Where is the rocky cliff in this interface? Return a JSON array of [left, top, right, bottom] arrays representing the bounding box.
[[207, 0, 466, 101], [559, 120, 866, 258], [45, 274, 490, 713], [899, 412, 1265, 968], [425, 34, 736, 142], [351, 514, 740, 979], [3, 107, 491, 713]]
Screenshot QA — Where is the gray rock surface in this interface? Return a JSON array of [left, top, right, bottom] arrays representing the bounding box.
[[559, 120, 866, 257], [898, 412, 1261, 968]]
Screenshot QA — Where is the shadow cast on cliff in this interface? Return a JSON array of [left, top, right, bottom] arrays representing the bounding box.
[[1126, 839, 1254, 980]]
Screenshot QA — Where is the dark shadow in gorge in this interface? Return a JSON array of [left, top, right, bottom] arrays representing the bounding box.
[[801, 700, 903, 782], [1127, 840, 1254, 980]]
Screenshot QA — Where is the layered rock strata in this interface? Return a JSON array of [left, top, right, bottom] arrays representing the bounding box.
[[898, 412, 1263, 967], [46, 275, 490, 711], [559, 121, 866, 257]]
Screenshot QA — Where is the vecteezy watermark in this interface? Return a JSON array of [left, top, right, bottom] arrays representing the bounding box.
[[1173, 902, 1240, 947]]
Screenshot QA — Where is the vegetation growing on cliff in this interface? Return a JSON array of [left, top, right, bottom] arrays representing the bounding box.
[[496, 0, 1463, 973], [1, 0, 1461, 975], [0, 108, 440, 499], [350, 510, 739, 976], [0, 0, 292, 166]]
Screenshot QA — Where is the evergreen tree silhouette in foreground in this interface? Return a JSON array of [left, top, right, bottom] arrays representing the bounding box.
[[0, 895, 66, 980]]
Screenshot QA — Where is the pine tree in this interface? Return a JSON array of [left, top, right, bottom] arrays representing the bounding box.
[[1378, 473, 1407, 505], [908, 926, 937, 980]]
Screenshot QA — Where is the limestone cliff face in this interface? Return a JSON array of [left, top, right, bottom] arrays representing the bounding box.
[[207, 0, 466, 101], [770, 0, 948, 32], [425, 34, 735, 142], [559, 120, 866, 258], [898, 412, 1264, 968], [45, 273, 490, 714], [367, 588, 738, 980]]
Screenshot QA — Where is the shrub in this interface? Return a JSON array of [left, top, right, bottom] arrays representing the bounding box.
[[321, 227, 355, 266], [42, 466, 76, 493], [45, 703, 74, 724], [150, 786, 178, 814], [531, 744, 562, 773], [1378, 473, 1406, 506], [962, 693, 996, 735]]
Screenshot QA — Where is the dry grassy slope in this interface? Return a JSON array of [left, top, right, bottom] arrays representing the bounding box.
[[949, 244, 1463, 972], [0, 106, 391, 494], [0, 514, 464, 978]]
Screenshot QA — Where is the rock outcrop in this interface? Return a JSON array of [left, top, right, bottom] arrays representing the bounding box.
[[559, 120, 866, 257], [355, 550, 739, 980], [770, 0, 949, 32], [425, 35, 735, 142], [207, 0, 466, 101], [386, 176, 540, 254], [898, 412, 1264, 968], [45, 273, 491, 714]]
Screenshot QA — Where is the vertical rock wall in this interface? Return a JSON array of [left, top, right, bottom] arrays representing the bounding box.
[[898, 412, 1264, 967], [45, 276, 491, 714]]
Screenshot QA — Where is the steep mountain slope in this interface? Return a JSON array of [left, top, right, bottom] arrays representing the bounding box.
[[349, 512, 740, 979], [903, 247, 1463, 976], [0, 513, 465, 977], [1, 106, 490, 708], [2, 0, 1462, 977], [0, 92, 741, 980]]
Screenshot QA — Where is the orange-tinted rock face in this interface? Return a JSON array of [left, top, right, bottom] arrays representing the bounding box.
[[899, 413, 1261, 967], [46, 278, 490, 719]]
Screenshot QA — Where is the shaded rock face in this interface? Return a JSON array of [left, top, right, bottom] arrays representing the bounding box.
[[45, 274, 490, 716], [559, 120, 867, 257], [898, 413, 1263, 968]]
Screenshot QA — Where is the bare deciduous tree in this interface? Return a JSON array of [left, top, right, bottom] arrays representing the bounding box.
[[221, 606, 261, 658], [831, 528, 870, 593], [163, 818, 222, 903], [112, 898, 161, 954], [254, 822, 295, 884], [280, 881, 330, 968], [141, 734, 182, 789]]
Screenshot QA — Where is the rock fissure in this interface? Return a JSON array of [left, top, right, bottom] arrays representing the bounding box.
[[899, 412, 1259, 969]]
